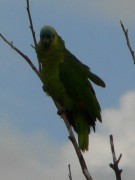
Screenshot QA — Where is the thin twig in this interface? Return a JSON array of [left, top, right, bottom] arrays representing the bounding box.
[[0, 33, 40, 78], [26, 0, 37, 47], [120, 20, 135, 64], [109, 135, 122, 180], [26, 0, 41, 71], [68, 164, 72, 180]]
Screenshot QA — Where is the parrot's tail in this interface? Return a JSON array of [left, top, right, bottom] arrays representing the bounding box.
[[75, 114, 90, 151]]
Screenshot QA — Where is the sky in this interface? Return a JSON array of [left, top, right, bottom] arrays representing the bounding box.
[[0, 0, 135, 179]]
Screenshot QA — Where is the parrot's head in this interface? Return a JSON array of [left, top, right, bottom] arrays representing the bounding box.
[[40, 26, 58, 48]]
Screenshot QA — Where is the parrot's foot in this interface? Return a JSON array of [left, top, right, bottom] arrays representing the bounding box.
[[57, 107, 66, 116]]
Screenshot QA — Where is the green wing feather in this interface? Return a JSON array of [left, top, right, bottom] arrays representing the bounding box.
[[59, 49, 105, 122], [59, 49, 105, 151], [88, 71, 106, 87]]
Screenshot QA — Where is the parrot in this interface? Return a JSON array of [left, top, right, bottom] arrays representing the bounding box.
[[36, 25, 106, 151]]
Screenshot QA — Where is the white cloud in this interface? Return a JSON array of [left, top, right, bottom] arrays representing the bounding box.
[[0, 90, 135, 180]]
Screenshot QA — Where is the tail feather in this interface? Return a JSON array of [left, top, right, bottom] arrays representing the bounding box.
[[76, 115, 90, 151], [78, 130, 89, 152]]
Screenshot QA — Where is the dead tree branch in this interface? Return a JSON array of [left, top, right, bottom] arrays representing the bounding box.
[[26, 0, 41, 71], [120, 20, 135, 64], [109, 135, 122, 180], [54, 101, 92, 180], [68, 164, 72, 180], [0, 33, 40, 78], [26, 0, 37, 47], [0, 0, 93, 179]]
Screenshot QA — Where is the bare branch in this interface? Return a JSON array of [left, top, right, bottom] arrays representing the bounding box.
[[0, 33, 40, 79], [26, 0, 37, 47], [109, 135, 122, 180], [54, 101, 93, 180], [68, 164, 72, 180], [26, 0, 41, 71], [120, 20, 135, 64]]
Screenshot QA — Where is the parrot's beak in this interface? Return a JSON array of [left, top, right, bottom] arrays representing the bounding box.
[[42, 38, 51, 48]]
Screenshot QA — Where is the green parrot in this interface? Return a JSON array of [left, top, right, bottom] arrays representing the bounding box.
[[36, 26, 105, 151]]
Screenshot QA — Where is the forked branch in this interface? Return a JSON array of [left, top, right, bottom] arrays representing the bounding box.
[[109, 135, 122, 180]]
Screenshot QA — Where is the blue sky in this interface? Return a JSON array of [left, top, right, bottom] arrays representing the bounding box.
[[1, 0, 135, 179]]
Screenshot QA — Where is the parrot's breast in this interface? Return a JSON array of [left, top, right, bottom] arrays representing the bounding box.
[[40, 53, 73, 110]]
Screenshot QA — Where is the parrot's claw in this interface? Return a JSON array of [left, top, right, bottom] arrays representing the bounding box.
[[57, 107, 66, 116]]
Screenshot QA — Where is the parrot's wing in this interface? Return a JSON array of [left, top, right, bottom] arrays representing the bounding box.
[[59, 49, 104, 122], [63, 49, 106, 87], [88, 71, 106, 87]]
